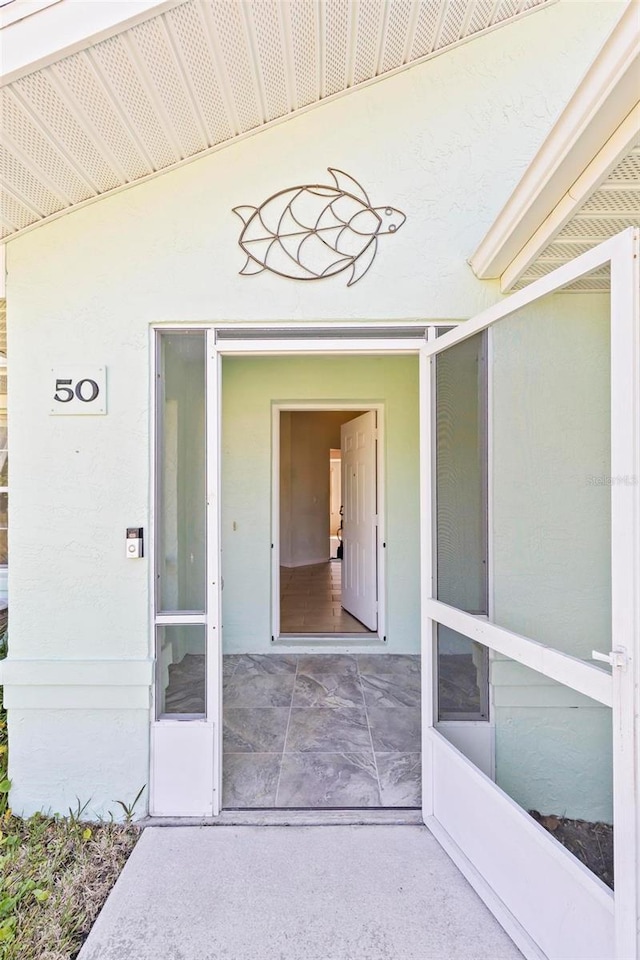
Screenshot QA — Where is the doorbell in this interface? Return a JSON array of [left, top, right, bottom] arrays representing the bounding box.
[[126, 527, 144, 559]]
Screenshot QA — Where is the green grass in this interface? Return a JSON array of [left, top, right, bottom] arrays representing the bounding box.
[[0, 629, 8, 822], [0, 630, 140, 960]]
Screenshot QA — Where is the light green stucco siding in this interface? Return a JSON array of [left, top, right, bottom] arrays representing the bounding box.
[[491, 293, 612, 822], [0, 0, 624, 818]]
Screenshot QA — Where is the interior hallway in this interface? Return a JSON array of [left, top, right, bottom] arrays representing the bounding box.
[[280, 561, 373, 634]]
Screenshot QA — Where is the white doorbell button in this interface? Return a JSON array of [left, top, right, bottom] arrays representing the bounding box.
[[126, 527, 143, 559]]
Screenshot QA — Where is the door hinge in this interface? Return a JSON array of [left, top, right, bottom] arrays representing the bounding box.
[[592, 647, 628, 669]]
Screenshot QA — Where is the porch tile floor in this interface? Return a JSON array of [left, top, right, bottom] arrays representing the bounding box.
[[280, 561, 374, 633], [222, 653, 421, 809]]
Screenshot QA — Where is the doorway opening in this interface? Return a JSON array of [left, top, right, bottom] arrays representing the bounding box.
[[222, 360, 420, 812], [275, 406, 382, 640]]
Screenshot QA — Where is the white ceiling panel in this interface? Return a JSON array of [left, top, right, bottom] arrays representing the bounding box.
[[0, 0, 555, 241]]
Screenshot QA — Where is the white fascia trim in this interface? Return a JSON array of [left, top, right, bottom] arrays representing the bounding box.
[[0, 657, 154, 686], [0, 246, 4, 298], [501, 103, 640, 291], [0, 0, 189, 86], [470, 1, 640, 281]]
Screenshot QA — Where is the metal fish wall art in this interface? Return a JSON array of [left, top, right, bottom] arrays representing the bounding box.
[[232, 168, 406, 286]]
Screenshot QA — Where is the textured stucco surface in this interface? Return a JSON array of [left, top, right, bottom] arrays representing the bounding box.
[[494, 702, 613, 823], [2, 1, 624, 815], [491, 293, 612, 821], [8, 709, 149, 820]]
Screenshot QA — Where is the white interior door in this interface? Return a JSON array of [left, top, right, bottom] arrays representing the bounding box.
[[341, 410, 377, 631], [420, 229, 640, 960]]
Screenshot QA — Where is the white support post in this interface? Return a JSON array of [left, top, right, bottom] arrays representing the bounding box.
[[271, 406, 280, 643], [206, 333, 223, 816], [420, 339, 435, 819], [609, 227, 640, 960]]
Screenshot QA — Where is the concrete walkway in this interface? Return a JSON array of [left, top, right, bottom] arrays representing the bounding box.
[[79, 825, 523, 960]]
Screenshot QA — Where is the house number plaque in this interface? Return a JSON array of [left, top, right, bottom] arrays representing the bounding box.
[[50, 367, 107, 415]]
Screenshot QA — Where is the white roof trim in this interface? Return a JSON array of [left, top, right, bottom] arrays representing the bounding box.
[[0, 0, 188, 85], [0, 0, 557, 245], [503, 105, 639, 291], [470, 1, 640, 284]]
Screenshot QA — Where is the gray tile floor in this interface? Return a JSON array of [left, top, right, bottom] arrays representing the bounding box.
[[165, 650, 484, 807], [222, 654, 421, 809]]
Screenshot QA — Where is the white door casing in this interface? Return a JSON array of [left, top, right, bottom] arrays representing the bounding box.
[[270, 400, 387, 649], [341, 410, 378, 631]]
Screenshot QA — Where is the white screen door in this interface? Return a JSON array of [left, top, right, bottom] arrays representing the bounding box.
[[341, 410, 378, 631], [420, 229, 639, 960]]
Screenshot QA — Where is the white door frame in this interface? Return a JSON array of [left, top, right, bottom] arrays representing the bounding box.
[[419, 228, 640, 960], [151, 324, 449, 816], [271, 401, 386, 650], [149, 329, 217, 818], [427, 325, 494, 778], [206, 334, 223, 817]]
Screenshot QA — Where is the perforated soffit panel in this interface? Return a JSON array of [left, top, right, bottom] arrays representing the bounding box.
[[0, 0, 554, 241], [512, 141, 640, 293]]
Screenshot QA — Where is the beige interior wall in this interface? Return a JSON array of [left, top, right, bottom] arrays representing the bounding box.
[[280, 411, 362, 567]]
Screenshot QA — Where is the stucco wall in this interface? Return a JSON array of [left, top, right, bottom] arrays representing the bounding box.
[[0, 0, 624, 816], [222, 357, 419, 654]]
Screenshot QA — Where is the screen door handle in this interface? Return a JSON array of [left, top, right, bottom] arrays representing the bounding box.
[[592, 647, 628, 669]]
